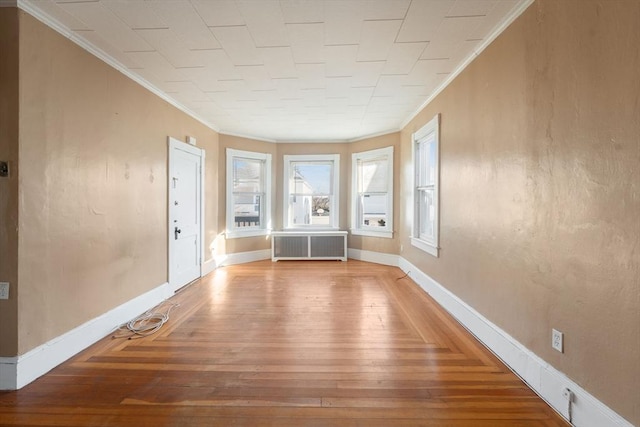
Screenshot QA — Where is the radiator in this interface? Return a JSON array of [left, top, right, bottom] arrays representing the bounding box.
[[271, 231, 348, 261]]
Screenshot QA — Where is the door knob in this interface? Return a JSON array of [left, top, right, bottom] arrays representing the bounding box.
[[174, 227, 182, 240]]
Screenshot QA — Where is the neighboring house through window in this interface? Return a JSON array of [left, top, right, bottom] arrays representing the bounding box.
[[226, 148, 271, 238], [351, 146, 393, 238], [283, 154, 340, 229], [412, 114, 440, 257]]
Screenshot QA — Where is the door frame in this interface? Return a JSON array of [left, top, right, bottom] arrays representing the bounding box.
[[168, 136, 205, 292]]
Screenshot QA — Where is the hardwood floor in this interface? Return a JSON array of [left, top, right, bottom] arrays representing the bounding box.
[[0, 260, 568, 426]]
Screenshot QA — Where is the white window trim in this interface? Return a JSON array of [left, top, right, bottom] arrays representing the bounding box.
[[411, 114, 440, 257], [283, 154, 340, 230], [226, 148, 272, 239], [351, 146, 394, 239]]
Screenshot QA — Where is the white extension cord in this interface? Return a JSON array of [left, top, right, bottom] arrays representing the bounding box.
[[113, 301, 179, 340]]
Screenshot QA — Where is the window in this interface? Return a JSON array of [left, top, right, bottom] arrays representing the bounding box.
[[226, 148, 271, 238], [351, 146, 393, 238], [283, 154, 340, 229], [412, 114, 440, 257]]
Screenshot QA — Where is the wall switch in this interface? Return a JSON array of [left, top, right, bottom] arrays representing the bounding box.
[[0, 161, 8, 177], [552, 328, 564, 353], [0, 282, 9, 300]]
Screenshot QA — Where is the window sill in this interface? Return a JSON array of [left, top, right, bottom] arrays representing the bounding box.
[[411, 237, 439, 257], [350, 229, 393, 239], [284, 226, 340, 231], [226, 229, 271, 239]]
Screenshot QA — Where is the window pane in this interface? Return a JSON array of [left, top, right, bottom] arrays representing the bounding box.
[[311, 196, 331, 225], [234, 194, 261, 228], [292, 162, 332, 194], [418, 135, 436, 187], [419, 189, 435, 242], [234, 158, 262, 193], [359, 158, 387, 193], [361, 194, 387, 227], [290, 195, 332, 226]]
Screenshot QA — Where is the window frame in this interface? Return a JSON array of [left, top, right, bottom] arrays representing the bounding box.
[[283, 154, 340, 230], [226, 148, 272, 239], [411, 114, 440, 257], [351, 146, 394, 238]]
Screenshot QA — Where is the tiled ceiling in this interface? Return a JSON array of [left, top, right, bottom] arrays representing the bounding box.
[[19, 0, 530, 142]]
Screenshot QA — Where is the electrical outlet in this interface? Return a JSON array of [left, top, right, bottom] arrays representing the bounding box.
[[0, 282, 9, 300], [552, 329, 564, 353]]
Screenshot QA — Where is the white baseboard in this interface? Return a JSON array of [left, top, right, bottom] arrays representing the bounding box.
[[201, 257, 217, 277], [0, 281, 172, 390], [215, 249, 271, 267], [347, 248, 400, 267], [398, 257, 633, 427]]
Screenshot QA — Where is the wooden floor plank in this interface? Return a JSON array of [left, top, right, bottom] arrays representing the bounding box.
[[0, 260, 568, 426]]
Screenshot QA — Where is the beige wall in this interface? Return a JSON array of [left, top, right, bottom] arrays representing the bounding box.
[[13, 11, 219, 355], [399, 0, 639, 423], [0, 8, 19, 357]]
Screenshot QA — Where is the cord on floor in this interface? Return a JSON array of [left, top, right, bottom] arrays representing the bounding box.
[[112, 301, 179, 340]]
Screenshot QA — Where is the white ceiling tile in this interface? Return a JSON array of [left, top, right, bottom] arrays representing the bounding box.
[[287, 22, 326, 64], [147, 1, 221, 50], [57, 1, 152, 52], [325, 76, 352, 98], [357, 20, 402, 62], [279, 0, 324, 23], [325, 45, 358, 77], [237, 0, 289, 47], [237, 65, 275, 91], [296, 63, 326, 89], [198, 50, 241, 81], [135, 28, 204, 68], [302, 89, 326, 107], [382, 42, 428, 75], [323, 1, 364, 46], [348, 87, 375, 105], [190, 0, 245, 27], [361, 0, 411, 20], [273, 78, 301, 99], [103, 0, 166, 29], [448, 0, 496, 17], [210, 26, 262, 66], [373, 75, 406, 97], [396, 0, 454, 43], [352, 61, 386, 87], [259, 47, 297, 79]]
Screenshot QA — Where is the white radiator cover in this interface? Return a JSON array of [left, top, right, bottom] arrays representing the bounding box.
[[271, 231, 348, 261]]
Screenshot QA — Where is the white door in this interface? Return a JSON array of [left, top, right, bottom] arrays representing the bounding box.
[[168, 137, 204, 292]]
